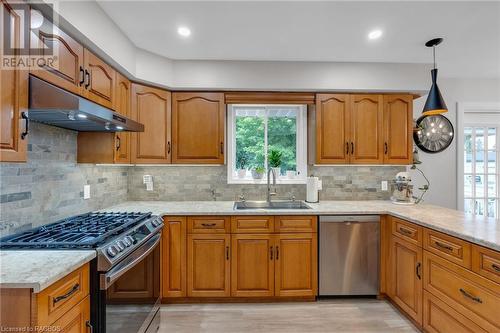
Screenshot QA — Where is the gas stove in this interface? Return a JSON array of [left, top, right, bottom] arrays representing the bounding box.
[[1, 211, 164, 333], [0, 211, 164, 271]]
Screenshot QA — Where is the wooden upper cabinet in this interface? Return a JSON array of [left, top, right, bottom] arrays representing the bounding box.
[[231, 234, 275, 297], [172, 92, 225, 164], [389, 235, 423, 326], [315, 94, 350, 164], [82, 49, 115, 109], [1, 0, 28, 162], [187, 234, 230, 297], [131, 84, 171, 164], [162, 217, 186, 298], [30, 16, 84, 95], [350, 95, 384, 164], [275, 234, 317, 297], [114, 73, 131, 163], [383, 95, 413, 164]]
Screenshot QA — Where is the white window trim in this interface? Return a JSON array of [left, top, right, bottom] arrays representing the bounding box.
[[227, 104, 308, 185], [457, 102, 500, 214]]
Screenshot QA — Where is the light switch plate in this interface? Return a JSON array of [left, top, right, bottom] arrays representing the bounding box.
[[83, 185, 91, 199], [381, 181, 388, 191]]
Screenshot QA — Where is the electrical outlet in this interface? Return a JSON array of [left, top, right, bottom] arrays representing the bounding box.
[[381, 181, 388, 191], [83, 185, 91, 199]]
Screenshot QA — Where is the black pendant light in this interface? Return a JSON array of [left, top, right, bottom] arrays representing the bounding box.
[[422, 38, 448, 116]]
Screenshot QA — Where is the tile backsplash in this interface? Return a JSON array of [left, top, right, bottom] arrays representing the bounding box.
[[0, 123, 128, 236], [128, 165, 403, 201], [0, 123, 404, 236]]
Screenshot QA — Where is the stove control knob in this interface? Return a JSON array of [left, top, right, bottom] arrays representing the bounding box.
[[116, 241, 125, 251], [107, 246, 117, 257], [125, 235, 136, 245], [123, 238, 131, 247]]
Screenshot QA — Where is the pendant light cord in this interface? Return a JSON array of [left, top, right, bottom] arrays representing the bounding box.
[[433, 46, 436, 69]]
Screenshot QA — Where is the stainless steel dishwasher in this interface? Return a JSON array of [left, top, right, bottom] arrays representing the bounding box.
[[319, 215, 379, 296]]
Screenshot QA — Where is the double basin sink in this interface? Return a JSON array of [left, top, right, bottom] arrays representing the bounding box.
[[233, 200, 312, 210]]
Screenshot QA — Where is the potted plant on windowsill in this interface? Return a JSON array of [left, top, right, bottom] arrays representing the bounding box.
[[251, 166, 265, 179], [268, 149, 283, 177], [236, 153, 248, 178]]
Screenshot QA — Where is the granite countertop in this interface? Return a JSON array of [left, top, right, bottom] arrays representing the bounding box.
[[0, 250, 95, 292], [105, 200, 500, 251]]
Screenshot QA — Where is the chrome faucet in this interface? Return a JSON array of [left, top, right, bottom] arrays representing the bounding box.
[[267, 168, 277, 203]]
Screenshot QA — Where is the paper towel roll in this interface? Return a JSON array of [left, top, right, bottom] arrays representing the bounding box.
[[306, 177, 320, 203]]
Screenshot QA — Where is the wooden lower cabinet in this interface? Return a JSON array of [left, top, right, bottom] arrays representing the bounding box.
[[162, 217, 187, 298], [389, 235, 423, 326], [51, 296, 91, 333], [423, 291, 487, 333], [0, 264, 90, 332], [231, 234, 275, 297], [187, 234, 230, 297], [275, 233, 317, 297]]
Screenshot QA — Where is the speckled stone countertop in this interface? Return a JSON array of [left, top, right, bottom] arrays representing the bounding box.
[[104, 200, 500, 251], [0, 250, 95, 292]]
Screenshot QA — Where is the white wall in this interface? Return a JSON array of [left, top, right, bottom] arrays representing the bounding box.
[[411, 78, 500, 209]]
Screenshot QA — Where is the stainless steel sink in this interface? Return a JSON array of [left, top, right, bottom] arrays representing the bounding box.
[[233, 200, 312, 210]]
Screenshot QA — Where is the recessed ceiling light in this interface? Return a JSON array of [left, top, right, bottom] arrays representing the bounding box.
[[368, 29, 383, 40], [177, 26, 191, 37]]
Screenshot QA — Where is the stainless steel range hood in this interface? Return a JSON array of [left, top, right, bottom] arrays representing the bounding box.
[[28, 75, 144, 132]]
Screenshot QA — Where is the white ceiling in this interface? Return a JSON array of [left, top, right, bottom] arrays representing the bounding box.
[[97, 1, 500, 78]]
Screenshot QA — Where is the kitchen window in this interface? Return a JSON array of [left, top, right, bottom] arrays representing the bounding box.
[[227, 104, 307, 184], [458, 103, 500, 218]]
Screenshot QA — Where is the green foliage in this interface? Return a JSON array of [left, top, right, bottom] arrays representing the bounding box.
[[268, 149, 283, 168], [254, 166, 265, 173], [235, 115, 297, 172]]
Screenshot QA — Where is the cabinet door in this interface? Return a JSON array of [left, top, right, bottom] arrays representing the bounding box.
[[187, 234, 230, 297], [172, 92, 225, 164], [162, 217, 186, 298], [383, 95, 413, 164], [389, 235, 423, 325], [114, 73, 131, 163], [231, 234, 275, 297], [51, 296, 90, 333], [1, 0, 28, 162], [275, 234, 317, 297], [30, 17, 84, 95], [131, 84, 171, 163], [315, 94, 350, 164], [350, 95, 384, 164], [83, 49, 115, 109]]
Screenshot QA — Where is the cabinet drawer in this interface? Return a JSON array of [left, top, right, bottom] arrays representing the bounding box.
[[472, 245, 500, 284], [391, 217, 422, 246], [424, 229, 471, 268], [423, 291, 487, 333], [50, 296, 91, 332], [231, 216, 274, 233], [274, 216, 317, 233], [36, 263, 89, 326], [423, 251, 500, 330], [187, 216, 229, 233]]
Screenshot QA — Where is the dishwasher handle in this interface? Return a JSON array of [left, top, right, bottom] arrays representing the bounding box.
[[320, 215, 380, 223]]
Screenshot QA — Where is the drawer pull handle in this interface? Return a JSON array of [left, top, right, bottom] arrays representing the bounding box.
[[53, 283, 80, 305], [416, 262, 421, 280], [459, 288, 482, 303], [201, 223, 217, 227], [399, 227, 413, 236], [491, 263, 500, 272], [226, 246, 230, 261], [270, 246, 273, 260], [276, 246, 279, 260], [435, 241, 453, 252]]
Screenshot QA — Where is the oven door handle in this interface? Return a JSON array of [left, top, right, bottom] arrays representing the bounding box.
[[100, 233, 161, 290]]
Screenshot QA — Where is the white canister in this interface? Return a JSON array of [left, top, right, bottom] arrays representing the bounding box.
[[306, 176, 322, 203]]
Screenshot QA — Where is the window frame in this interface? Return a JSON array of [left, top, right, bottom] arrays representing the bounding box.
[[226, 104, 308, 185], [457, 103, 500, 218]]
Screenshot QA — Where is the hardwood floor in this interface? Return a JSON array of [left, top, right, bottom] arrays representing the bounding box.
[[159, 299, 419, 332]]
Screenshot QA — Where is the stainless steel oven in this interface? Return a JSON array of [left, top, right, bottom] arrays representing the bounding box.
[[98, 233, 161, 333]]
